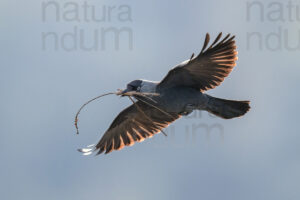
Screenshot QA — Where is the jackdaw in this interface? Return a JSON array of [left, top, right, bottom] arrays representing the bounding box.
[[79, 33, 250, 155]]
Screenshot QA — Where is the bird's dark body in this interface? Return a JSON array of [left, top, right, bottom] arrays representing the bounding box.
[[139, 86, 250, 119], [147, 86, 208, 114]]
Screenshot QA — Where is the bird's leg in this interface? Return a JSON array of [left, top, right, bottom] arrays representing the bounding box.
[[179, 104, 195, 116]]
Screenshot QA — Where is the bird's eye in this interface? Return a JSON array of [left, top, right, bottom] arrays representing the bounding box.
[[127, 84, 136, 90]]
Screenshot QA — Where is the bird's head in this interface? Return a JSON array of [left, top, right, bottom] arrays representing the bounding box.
[[121, 80, 143, 95]]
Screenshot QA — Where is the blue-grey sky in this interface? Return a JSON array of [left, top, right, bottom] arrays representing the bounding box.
[[1, 0, 300, 199]]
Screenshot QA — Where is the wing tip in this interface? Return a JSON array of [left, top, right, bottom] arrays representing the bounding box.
[[199, 32, 237, 56], [78, 148, 93, 156], [77, 144, 95, 155]]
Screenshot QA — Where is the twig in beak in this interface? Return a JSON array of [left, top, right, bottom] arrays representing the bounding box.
[[75, 89, 168, 136]]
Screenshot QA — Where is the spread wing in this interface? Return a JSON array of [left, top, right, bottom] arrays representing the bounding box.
[[157, 33, 238, 92], [81, 101, 180, 155]]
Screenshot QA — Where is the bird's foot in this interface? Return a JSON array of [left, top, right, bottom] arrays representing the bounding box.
[[179, 104, 195, 116]]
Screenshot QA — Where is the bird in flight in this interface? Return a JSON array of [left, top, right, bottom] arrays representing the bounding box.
[[78, 33, 250, 155]]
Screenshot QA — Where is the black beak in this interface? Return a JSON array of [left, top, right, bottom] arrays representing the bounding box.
[[121, 88, 129, 96]]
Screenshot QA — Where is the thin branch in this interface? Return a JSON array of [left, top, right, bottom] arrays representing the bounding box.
[[75, 89, 169, 136], [75, 92, 116, 134]]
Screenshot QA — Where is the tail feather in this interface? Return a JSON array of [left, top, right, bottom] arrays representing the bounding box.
[[206, 96, 250, 119]]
